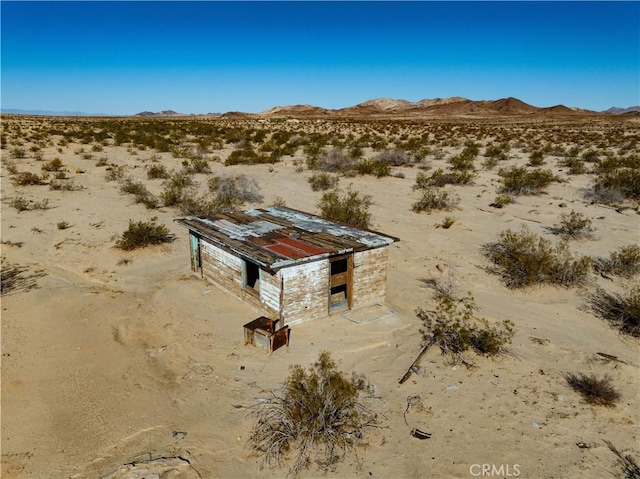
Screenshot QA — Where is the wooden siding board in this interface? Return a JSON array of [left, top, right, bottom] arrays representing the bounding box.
[[351, 248, 389, 308], [280, 261, 329, 325]]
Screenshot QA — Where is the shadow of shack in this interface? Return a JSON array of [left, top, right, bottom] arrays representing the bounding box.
[[174, 206, 399, 327]]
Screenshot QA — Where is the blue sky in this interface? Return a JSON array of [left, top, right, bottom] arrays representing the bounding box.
[[2, 1, 638, 114]]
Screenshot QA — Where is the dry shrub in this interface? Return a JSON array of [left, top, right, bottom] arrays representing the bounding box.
[[594, 245, 640, 279], [375, 148, 410, 166], [593, 168, 640, 201], [147, 163, 170, 179], [564, 373, 621, 406], [318, 187, 372, 228], [308, 172, 339, 191], [49, 179, 82, 191], [1, 259, 45, 295], [354, 158, 391, 177], [548, 210, 595, 239], [115, 218, 175, 250], [160, 171, 197, 207], [586, 284, 640, 337], [583, 185, 625, 205], [489, 193, 514, 209], [412, 187, 459, 213], [314, 148, 354, 172], [248, 352, 378, 476], [104, 166, 127, 182], [120, 178, 158, 209], [482, 228, 592, 288], [208, 173, 263, 207], [417, 293, 514, 364], [11, 172, 46, 186], [9, 195, 49, 212], [498, 166, 558, 195], [605, 441, 640, 479], [41, 158, 64, 172]]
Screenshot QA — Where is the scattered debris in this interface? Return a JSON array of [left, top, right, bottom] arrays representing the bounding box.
[[399, 340, 434, 384], [410, 428, 431, 440]]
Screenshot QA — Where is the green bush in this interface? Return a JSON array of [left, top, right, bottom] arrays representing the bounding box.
[[318, 188, 372, 229], [565, 373, 621, 406], [549, 211, 595, 239], [412, 187, 460, 213], [354, 158, 391, 177], [417, 293, 514, 364], [489, 193, 513, 209], [482, 228, 592, 288], [498, 166, 558, 195], [147, 164, 170, 179], [115, 218, 175, 250], [594, 245, 640, 278], [587, 284, 640, 337], [248, 351, 378, 476], [308, 172, 339, 191]]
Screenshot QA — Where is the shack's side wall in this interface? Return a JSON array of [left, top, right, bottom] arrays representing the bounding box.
[[279, 260, 329, 326], [200, 240, 280, 317], [351, 247, 389, 308]]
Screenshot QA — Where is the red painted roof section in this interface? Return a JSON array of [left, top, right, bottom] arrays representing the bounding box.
[[276, 237, 329, 255], [265, 243, 309, 259]]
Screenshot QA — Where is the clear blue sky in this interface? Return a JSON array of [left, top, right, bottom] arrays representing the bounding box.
[[2, 1, 638, 114]]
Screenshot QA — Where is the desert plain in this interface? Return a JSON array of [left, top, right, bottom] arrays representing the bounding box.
[[1, 112, 638, 478]]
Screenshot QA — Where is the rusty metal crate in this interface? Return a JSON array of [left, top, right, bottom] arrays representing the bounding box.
[[243, 316, 290, 353]]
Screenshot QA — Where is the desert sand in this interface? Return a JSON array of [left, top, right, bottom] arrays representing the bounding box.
[[1, 114, 638, 478]]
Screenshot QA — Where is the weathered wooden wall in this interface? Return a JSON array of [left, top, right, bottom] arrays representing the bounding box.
[[200, 240, 280, 317], [279, 260, 330, 326], [351, 247, 389, 308], [198, 239, 391, 326]]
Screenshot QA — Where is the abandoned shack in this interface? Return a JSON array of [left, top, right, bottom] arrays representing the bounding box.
[[174, 206, 398, 326]]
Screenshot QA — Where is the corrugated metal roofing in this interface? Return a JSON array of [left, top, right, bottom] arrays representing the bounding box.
[[174, 206, 398, 273]]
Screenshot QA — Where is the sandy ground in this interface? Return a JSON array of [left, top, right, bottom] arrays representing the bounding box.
[[1, 117, 639, 478]]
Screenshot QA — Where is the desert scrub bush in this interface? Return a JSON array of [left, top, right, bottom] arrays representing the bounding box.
[[498, 166, 559, 195], [489, 193, 514, 209], [437, 216, 456, 229], [412, 187, 460, 213], [159, 171, 197, 207], [115, 218, 175, 250], [548, 211, 595, 239], [225, 146, 274, 165], [314, 147, 354, 172], [182, 157, 211, 174], [559, 156, 587, 175], [308, 172, 339, 191], [248, 351, 378, 476], [354, 158, 391, 177], [49, 179, 82, 191], [482, 228, 592, 288], [564, 373, 621, 406], [416, 293, 514, 364], [594, 245, 640, 279], [10, 147, 26, 159], [583, 184, 625, 205], [1, 260, 44, 295], [605, 441, 640, 479], [4, 159, 19, 174], [57, 221, 71, 230], [104, 166, 126, 182], [528, 150, 546, 166], [96, 157, 109, 167], [376, 148, 410, 166], [413, 168, 473, 187], [592, 169, 640, 201], [8, 195, 49, 212], [146, 163, 169, 179], [11, 172, 47, 186], [587, 284, 640, 337], [119, 178, 158, 209], [318, 188, 372, 229], [208, 173, 263, 207]]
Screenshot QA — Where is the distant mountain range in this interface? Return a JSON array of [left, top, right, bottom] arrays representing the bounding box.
[[3, 99, 639, 118]]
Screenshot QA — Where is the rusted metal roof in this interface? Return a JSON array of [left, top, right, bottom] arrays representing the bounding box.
[[174, 206, 398, 273]]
